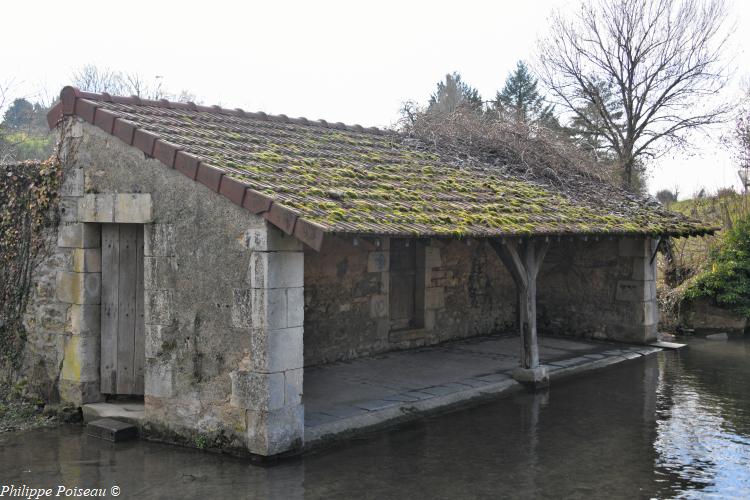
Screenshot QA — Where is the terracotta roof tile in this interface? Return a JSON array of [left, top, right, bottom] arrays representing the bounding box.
[[48, 86, 715, 249]]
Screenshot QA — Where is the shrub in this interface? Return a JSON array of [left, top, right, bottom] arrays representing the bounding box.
[[685, 213, 750, 316]]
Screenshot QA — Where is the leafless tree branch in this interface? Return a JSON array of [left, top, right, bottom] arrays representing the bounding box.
[[537, 0, 734, 187]]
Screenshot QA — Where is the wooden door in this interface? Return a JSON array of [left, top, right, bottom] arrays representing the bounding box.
[[100, 224, 145, 395], [389, 238, 417, 331]]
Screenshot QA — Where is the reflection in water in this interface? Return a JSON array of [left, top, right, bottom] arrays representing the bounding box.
[[1, 338, 749, 499], [653, 340, 750, 499]]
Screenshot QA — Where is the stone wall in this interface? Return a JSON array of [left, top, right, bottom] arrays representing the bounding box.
[[303, 236, 518, 366], [537, 237, 659, 344], [304, 236, 658, 366], [18, 225, 69, 401], [678, 297, 747, 334], [20, 118, 304, 455]]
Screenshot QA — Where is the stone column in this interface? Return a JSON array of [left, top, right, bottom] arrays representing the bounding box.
[[57, 214, 103, 404], [143, 223, 177, 402], [614, 237, 659, 343], [230, 225, 305, 456], [54, 155, 104, 404]]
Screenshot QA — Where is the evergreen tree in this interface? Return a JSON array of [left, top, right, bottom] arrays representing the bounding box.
[[2, 98, 35, 129], [566, 78, 624, 158], [494, 61, 557, 127], [428, 72, 483, 114]]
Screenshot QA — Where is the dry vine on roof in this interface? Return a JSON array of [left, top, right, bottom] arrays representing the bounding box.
[[399, 107, 617, 188]]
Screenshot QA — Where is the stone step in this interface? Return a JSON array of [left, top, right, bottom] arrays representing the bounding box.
[[86, 418, 138, 442], [82, 402, 145, 425], [649, 341, 687, 350]]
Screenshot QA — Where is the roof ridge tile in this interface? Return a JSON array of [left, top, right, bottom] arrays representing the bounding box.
[[57, 87, 386, 135]]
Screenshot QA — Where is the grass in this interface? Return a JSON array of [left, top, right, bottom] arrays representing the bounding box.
[[0, 382, 78, 433]]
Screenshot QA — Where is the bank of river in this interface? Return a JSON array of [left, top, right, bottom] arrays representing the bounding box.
[[1, 336, 749, 499]]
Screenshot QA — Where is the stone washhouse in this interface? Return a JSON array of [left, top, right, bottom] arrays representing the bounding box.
[[23, 87, 711, 457]]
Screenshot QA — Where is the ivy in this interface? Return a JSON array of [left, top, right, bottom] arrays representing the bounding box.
[[684, 213, 750, 317], [0, 157, 62, 376]]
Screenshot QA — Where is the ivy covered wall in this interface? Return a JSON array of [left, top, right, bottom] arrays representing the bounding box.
[[0, 158, 61, 382]]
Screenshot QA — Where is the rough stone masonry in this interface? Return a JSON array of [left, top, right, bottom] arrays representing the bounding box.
[[17, 115, 659, 457]]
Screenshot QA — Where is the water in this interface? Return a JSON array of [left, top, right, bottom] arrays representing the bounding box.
[[1, 337, 749, 499]]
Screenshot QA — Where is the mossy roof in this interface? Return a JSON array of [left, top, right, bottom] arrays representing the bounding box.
[[49, 88, 714, 242]]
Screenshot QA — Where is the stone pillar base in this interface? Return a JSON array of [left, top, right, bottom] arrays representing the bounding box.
[[58, 380, 104, 405], [513, 366, 549, 389], [246, 404, 304, 456]]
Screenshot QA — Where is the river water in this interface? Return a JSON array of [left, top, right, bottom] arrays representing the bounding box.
[[1, 336, 749, 499]]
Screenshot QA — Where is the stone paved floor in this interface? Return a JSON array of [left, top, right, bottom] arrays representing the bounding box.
[[304, 334, 657, 437]]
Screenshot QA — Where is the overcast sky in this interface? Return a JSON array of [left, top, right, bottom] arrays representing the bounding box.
[[2, 0, 748, 198]]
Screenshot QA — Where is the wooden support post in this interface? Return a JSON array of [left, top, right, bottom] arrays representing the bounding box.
[[489, 238, 550, 387]]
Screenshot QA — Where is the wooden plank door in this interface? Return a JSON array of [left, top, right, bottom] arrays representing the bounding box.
[[101, 224, 145, 395], [390, 238, 417, 331]]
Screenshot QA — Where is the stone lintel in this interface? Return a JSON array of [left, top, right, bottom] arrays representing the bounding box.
[[115, 193, 153, 223], [78, 193, 153, 223], [78, 194, 115, 223]]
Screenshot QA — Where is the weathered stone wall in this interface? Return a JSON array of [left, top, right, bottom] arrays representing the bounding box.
[[19, 153, 97, 403], [18, 225, 69, 400], [537, 238, 659, 344], [678, 297, 747, 334], [18, 118, 305, 455], [304, 236, 658, 365], [304, 237, 518, 366]]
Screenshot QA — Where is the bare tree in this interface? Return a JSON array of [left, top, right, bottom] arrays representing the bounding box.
[[537, 0, 733, 188], [728, 84, 750, 172], [71, 64, 197, 103]]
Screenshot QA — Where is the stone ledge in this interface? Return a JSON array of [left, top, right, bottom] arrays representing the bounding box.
[[304, 345, 663, 449]]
